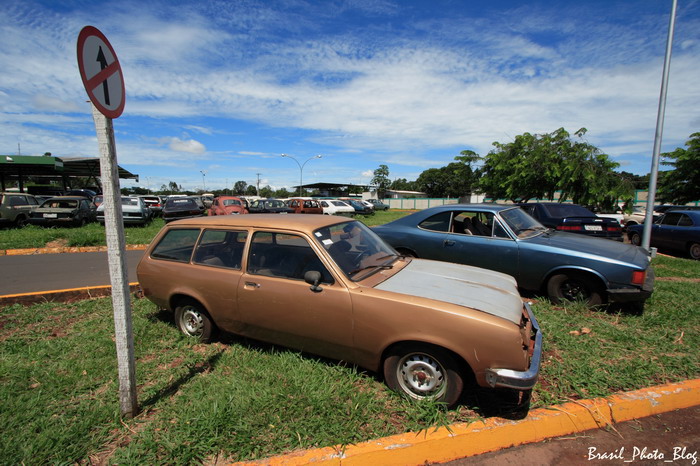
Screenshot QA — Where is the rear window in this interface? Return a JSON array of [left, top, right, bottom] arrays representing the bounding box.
[[151, 229, 200, 262], [167, 199, 197, 208], [541, 204, 595, 218]]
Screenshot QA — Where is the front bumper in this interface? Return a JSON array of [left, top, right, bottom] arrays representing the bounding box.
[[606, 267, 655, 303], [484, 302, 543, 390]]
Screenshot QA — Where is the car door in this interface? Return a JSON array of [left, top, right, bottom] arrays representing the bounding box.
[[653, 213, 682, 250], [236, 230, 354, 362], [416, 209, 520, 279]]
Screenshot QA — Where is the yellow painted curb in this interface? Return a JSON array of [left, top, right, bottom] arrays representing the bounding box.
[[0, 283, 141, 306], [236, 379, 700, 466], [1, 245, 147, 256]]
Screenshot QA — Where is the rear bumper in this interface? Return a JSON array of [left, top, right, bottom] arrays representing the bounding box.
[[484, 302, 543, 390]]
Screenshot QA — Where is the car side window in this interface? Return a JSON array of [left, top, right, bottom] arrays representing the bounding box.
[[247, 231, 332, 283], [151, 229, 200, 262], [678, 214, 693, 227], [661, 213, 681, 226], [193, 229, 247, 269], [419, 211, 452, 232]]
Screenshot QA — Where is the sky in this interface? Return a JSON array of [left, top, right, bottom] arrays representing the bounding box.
[[1, 0, 699, 193]]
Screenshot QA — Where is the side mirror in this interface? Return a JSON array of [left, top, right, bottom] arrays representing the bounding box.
[[304, 270, 323, 293]]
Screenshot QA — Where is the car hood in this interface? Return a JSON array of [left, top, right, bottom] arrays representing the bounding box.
[[527, 230, 650, 266], [375, 259, 524, 324]]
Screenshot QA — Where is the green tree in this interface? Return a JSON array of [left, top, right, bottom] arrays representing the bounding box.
[[233, 181, 248, 195], [479, 128, 632, 206], [658, 132, 700, 204], [415, 151, 480, 198], [390, 178, 417, 192], [371, 165, 391, 199], [259, 185, 274, 198], [245, 185, 258, 196]]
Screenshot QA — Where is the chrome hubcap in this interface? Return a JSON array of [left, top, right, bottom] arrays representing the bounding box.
[[397, 353, 446, 399], [181, 307, 204, 336]]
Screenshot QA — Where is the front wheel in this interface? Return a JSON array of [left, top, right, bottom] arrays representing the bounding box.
[[689, 242, 700, 260], [174, 300, 216, 343], [383, 344, 464, 408], [547, 272, 604, 307]]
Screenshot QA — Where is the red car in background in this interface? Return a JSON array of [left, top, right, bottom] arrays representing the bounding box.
[[286, 198, 323, 214], [208, 196, 248, 215]]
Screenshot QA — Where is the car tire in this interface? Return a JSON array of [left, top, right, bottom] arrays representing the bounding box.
[[547, 272, 604, 306], [689, 242, 700, 260], [174, 300, 216, 343], [383, 343, 464, 408], [629, 232, 642, 246], [14, 215, 28, 228]]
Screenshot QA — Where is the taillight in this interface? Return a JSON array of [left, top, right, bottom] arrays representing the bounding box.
[[631, 270, 646, 285], [557, 225, 582, 231], [608, 226, 622, 232]]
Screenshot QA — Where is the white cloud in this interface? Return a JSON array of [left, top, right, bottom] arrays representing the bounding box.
[[162, 137, 206, 154]]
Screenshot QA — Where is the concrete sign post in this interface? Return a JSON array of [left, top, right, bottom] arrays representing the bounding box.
[[77, 25, 138, 418]]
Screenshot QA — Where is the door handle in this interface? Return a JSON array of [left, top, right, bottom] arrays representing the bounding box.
[[444, 239, 455, 247], [245, 281, 260, 288]]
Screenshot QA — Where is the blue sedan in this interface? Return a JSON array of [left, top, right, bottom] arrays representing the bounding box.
[[373, 204, 654, 307], [627, 210, 700, 260]]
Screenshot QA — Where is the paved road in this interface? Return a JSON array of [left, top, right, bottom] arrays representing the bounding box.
[[0, 250, 144, 295], [443, 406, 700, 466]]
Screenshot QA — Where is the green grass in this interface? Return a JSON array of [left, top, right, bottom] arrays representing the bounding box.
[[0, 211, 413, 250], [1, 254, 698, 463]]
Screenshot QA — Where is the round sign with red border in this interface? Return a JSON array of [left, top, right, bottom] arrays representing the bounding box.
[[77, 26, 125, 119]]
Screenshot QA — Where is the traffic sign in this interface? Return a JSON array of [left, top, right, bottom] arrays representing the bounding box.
[[77, 26, 125, 119]]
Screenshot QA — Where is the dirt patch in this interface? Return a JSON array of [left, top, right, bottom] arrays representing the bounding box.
[[657, 277, 700, 283], [45, 238, 70, 248]]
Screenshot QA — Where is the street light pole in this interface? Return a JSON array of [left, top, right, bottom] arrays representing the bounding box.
[[280, 154, 322, 197], [199, 170, 206, 192]]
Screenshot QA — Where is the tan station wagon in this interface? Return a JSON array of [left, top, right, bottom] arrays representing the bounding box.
[[137, 214, 542, 407]]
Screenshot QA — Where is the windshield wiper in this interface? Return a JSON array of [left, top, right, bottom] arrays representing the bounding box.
[[349, 263, 394, 276]]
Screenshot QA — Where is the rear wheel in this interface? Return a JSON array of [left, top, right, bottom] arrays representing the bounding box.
[[384, 343, 464, 408], [14, 215, 28, 228], [629, 232, 642, 246], [689, 242, 700, 260], [174, 300, 216, 343], [547, 272, 603, 306]]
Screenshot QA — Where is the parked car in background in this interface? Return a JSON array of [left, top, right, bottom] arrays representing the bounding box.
[[208, 196, 248, 216], [97, 196, 152, 225], [374, 204, 654, 308], [627, 210, 700, 260], [65, 188, 98, 201], [92, 195, 104, 208], [0, 192, 40, 228], [340, 198, 374, 216], [247, 198, 294, 214], [367, 199, 390, 211], [138, 195, 164, 217], [319, 199, 355, 216], [28, 196, 96, 227], [137, 214, 541, 408], [162, 196, 206, 223], [518, 202, 623, 241], [286, 198, 323, 214]]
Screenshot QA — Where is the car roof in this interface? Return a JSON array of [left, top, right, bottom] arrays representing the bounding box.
[[422, 203, 519, 212], [166, 213, 352, 233], [44, 196, 88, 201]]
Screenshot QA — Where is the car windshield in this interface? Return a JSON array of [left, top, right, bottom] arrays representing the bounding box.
[[121, 198, 138, 206], [223, 199, 241, 206], [500, 208, 548, 238], [314, 220, 399, 280], [265, 200, 285, 208], [331, 201, 347, 207]]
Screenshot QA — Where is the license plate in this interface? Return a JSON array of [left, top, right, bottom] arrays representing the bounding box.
[[584, 225, 602, 231], [44, 213, 58, 218]]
